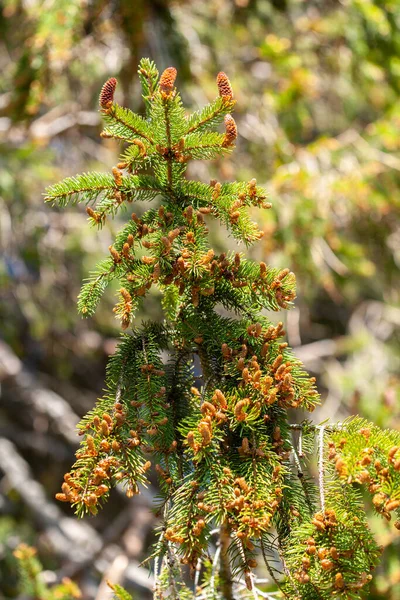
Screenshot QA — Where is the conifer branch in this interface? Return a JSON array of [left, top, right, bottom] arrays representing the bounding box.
[[138, 58, 159, 113], [186, 97, 235, 134], [103, 103, 154, 144], [44, 172, 117, 206]]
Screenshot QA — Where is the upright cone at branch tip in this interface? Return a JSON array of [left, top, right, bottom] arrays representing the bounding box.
[[159, 67, 177, 95], [222, 114, 237, 147], [216, 71, 233, 100], [99, 77, 118, 109]]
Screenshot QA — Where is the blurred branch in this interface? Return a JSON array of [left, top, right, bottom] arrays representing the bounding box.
[[0, 340, 22, 380], [0, 341, 79, 445], [0, 436, 155, 594], [30, 109, 99, 139], [0, 437, 102, 564], [338, 129, 400, 172], [0, 424, 70, 461], [96, 554, 129, 600], [294, 338, 339, 365]]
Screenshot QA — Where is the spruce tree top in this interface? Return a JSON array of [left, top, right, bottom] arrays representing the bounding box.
[[44, 60, 400, 600]]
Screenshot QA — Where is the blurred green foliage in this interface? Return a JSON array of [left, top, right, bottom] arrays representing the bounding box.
[[0, 0, 399, 598]]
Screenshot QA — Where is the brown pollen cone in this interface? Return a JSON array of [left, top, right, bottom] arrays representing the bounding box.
[[160, 67, 177, 94], [216, 71, 233, 99], [99, 78, 117, 109], [222, 114, 237, 147]]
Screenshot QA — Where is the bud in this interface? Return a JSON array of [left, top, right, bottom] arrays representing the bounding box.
[[198, 421, 212, 445], [241, 437, 250, 454], [109, 245, 121, 263], [153, 262, 161, 281], [330, 546, 339, 560], [122, 243, 130, 258], [84, 493, 98, 507], [86, 206, 102, 224], [334, 573, 345, 590], [103, 413, 112, 425], [234, 399, 249, 422], [214, 389, 227, 409], [112, 166, 123, 186], [184, 206, 193, 223], [192, 287, 199, 307], [231, 357, 244, 375], [386, 499, 400, 511], [55, 493, 68, 502], [101, 420, 109, 436], [86, 435, 95, 452], [133, 139, 146, 156], [99, 77, 117, 109], [100, 439, 110, 452], [94, 485, 108, 498], [112, 439, 121, 452], [278, 268, 290, 281]]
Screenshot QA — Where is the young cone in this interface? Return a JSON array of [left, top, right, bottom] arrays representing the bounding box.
[[99, 77, 117, 109], [217, 71, 233, 99]]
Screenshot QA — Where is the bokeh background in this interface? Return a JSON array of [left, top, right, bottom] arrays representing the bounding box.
[[0, 0, 399, 598]]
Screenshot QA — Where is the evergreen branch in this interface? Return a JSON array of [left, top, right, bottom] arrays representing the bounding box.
[[77, 259, 116, 317], [44, 172, 116, 207], [182, 132, 229, 160], [103, 103, 154, 144], [179, 180, 213, 206], [100, 128, 136, 143], [119, 143, 156, 170], [186, 96, 236, 134], [45, 172, 163, 214], [138, 58, 159, 114], [121, 174, 165, 201]]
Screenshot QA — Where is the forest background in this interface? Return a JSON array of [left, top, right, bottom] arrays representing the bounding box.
[[0, 0, 399, 598]]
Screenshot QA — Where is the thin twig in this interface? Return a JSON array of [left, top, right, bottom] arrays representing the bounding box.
[[290, 434, 314, 515], [288, 422, 343, 433], [210, 544, 221, 595], [193, 557, 202, 596], [153, 533, 164, 595], [233, 534, 259, 600], [260, 537, 288, 598], [236, 580, 282, 599], [154, 503, 169, 595], [275, 533, 301, 597], [298, 426, 303, 458], [318, 425, 326, 513]]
